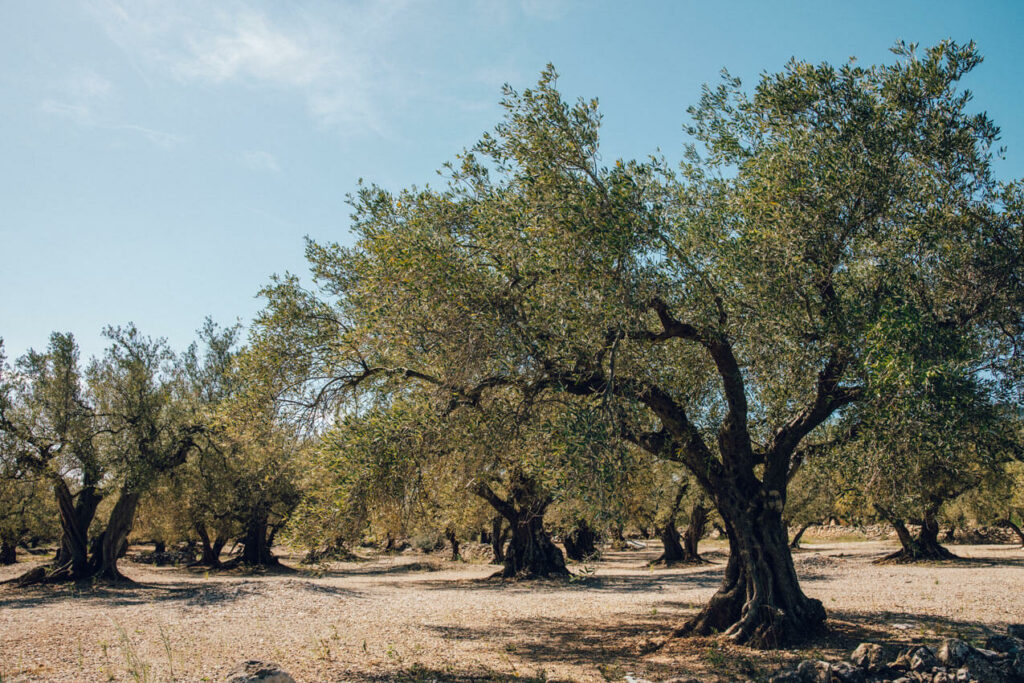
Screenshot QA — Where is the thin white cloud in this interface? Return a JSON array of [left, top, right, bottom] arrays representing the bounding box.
[[175, 12, 327, 86], [86, 1, 411, 136], [69, 69, 115, 99], [38, 68, 181, 148], [38, 68, 114, 125], [241, 149, 280, 172], [39, 99, 94, 125], [114, 123, 182, 148]]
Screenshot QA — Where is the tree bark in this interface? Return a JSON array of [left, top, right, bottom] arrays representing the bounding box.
[[563, 519, 597, 561], [490, 515, 507, 564], [876, 505, 958, 562], [681, 499, 708, 562], [240, 510, 278, 566], [93, 490, 140, 582], [0, 541, 15, 565], [652, 483, 705, 565], [52, 480, 100, 578], [194, 523, 227, 567], [654, 521, 685, 564], [444, 526, 461, 561], [789, 522, 812, 549], [472, 473, 567, 579], [677, 496, 826, 649], [15, 480, 103, 584]]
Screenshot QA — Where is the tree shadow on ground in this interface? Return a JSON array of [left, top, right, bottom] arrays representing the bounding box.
[[0, 574, 363, 610], [413, 605, 1009, 682], [329, 666, 552, 682], [421, 613, 680, 679], [405, 562, 729, 594], [827, 609, 1001, 644]]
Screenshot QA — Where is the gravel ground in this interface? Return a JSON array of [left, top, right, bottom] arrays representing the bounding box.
[[1, 540, 1022, 682]]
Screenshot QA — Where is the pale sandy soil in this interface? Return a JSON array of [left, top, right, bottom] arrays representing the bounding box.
[[1, 540, 1022, 682]]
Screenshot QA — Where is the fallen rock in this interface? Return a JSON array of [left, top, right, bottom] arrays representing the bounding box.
[[938, 639, 975, 668], [962, 652, 1004, 683], [224, 660, 295, 683], [850, 642, 891, 670], [829, 660, 865, 682], [986, 635, 1024, 655], [909, 645, 940, 671], [796, 659, 833, 682]]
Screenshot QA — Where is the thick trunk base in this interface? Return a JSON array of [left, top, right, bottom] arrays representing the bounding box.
[[876, 516, 958, 564], [0, 542, 16, 565], [563, 520, 598, 561], [490, 516, 508, 564], [650, 525, 704, 566], [672, 509, 825, 649], [500, 518, 568, 579], [445, 527, 461, 562]]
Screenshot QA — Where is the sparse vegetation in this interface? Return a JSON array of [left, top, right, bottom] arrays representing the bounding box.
[[1, 38, 1022, 681]]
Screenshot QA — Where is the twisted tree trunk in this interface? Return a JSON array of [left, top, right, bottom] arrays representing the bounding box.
[[93, 490, 140, 582], [240, 510, 278, 566], [445, 526, 461, 561], [563, 519, 598, 561], [876, 505, 957, 562], [194, 523, 228, 567], [677, 493, 825, 649], [681, 498, 708, 562], [490, 515, 508, 564], [472, 473, 567, 579], [0, 541, 15, 565], [653, 483, 706, 565]]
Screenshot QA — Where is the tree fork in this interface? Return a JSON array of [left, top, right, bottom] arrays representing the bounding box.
[[472, 476, 568, 579]]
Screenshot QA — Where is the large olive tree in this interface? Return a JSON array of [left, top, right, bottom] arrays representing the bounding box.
[[255, 42, 1022, 647]]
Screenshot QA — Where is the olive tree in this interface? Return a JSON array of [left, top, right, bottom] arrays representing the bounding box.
[[253, 42, 1023, 646]]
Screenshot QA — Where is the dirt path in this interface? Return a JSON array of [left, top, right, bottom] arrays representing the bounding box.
[[1, 541, 1022, 682]]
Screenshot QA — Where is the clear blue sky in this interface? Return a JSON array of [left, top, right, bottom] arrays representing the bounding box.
[[2, 1, 1022, 362]]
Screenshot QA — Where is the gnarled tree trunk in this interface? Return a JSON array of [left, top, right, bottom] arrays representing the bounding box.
[[240, 510, 278, 566], [681, 498, 708, 562], [53, 481, 101, 578], [490, 515, 508, 564], [91, 490, 140, 582], [472, 473, 567, 579], [876, 505, 957, 562], [654, 521, 685, 564], [653, 483, 706, 565], [194, 523, 227, 567], [677, 492, 825, 649], [563, 519, 598, 561], [445, 526, 461, 561], [0, 541, 15, 565]]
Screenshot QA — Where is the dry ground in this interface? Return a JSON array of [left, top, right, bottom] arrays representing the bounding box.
[[1, 539, 1022, 682]]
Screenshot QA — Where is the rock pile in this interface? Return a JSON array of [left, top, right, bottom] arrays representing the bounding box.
[[770, 626, 1024, 682]]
